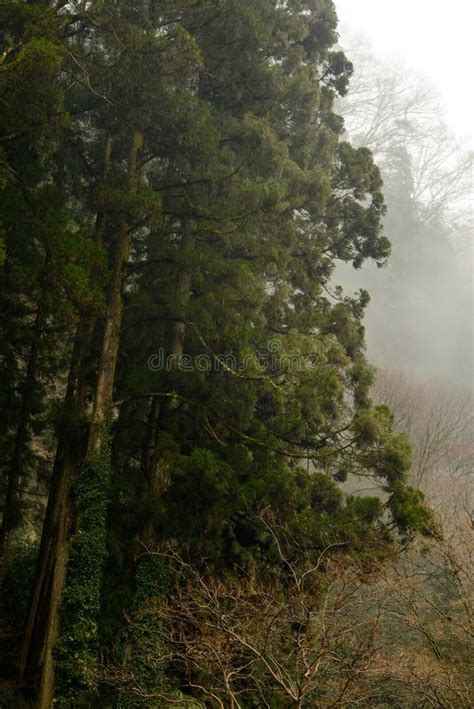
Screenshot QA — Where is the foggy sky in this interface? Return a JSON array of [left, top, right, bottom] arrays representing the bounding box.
[[335, 0, 474, 148]]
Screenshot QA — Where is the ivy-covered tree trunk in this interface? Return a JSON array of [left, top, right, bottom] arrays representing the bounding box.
[[17, 133, 125, 707], [18, 319, 92, 707], [47, 129, 144, 706]]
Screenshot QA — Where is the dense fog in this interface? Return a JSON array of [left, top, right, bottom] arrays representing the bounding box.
[[336, 37, 473, 391]]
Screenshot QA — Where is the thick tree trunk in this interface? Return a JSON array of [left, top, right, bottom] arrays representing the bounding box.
[[36, 130, 141, 708], [0, 305, 46, 591], [18, 318, 92, 706], [18, 135, 118, 707]]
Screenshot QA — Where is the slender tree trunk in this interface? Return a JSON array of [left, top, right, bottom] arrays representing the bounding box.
[[88, 129, 143, 456], [111, 398, 137, 479], [142, 215, 195, 541], [0, 305, 46, 591]]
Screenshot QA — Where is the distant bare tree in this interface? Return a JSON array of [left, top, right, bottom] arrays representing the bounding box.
[[373, 370, 473, 496], [339, 37, 473, 223], [377, 524, 473, 707]]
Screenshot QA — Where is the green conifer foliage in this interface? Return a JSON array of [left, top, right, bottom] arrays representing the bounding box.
[[0, 1, 440, 705]]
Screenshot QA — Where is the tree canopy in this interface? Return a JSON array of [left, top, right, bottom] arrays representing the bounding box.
[[0, 2, 440, 706]]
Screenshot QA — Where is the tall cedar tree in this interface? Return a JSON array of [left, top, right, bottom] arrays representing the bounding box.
[[0, 1, 437, 706]]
